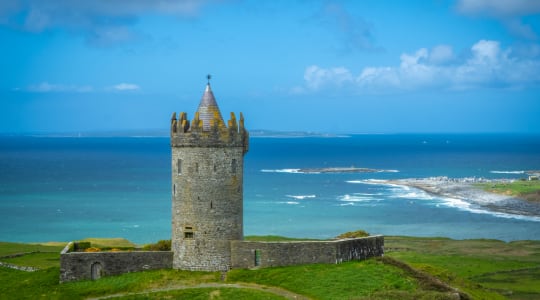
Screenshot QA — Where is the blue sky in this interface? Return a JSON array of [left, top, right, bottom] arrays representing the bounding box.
[[1, 0, 539, 134]]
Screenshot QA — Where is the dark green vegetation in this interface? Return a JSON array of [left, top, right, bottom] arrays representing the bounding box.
[[142, 240, 171, 251], [335, 229, 370, 239], [477, 180, 540, 202], [385, 236, 540, 299], [0, 241, 63, 269], [244, 235, 321, 242], [1, 236, 539, 299]]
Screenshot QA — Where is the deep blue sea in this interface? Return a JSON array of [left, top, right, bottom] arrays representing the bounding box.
[[1, 134, 540, 244]]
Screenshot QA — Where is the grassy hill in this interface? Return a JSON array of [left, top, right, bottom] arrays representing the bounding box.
[[1, 236, 539, 299]]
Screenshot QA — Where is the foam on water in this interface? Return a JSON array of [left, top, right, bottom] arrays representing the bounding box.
[[261, 169, 301, 173], [362, 180, 540, 222], [278, 201, 300, 205], [286, 195, 316, 200], [490, 170, 526, 174], [438, 196, 540, 222], [337, 194, 379, 202]]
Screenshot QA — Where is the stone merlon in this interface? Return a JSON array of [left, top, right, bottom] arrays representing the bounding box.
[[170, 84, 248, 153]]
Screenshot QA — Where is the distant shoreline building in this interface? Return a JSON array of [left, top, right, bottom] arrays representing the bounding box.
[[59, 79, 383, 282]]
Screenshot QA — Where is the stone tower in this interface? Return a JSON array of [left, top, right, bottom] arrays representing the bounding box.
[[170, 80, 249, 271]]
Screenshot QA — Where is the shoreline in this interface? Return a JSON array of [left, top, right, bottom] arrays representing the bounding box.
[[374, 177, 540, 218]]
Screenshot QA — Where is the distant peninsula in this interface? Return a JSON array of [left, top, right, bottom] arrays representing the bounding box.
[[297, 167, 398, 174]]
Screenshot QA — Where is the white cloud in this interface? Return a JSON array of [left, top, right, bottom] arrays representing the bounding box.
[[456, 0, 540, 40], [315, 2, 381, 52], [429, 45, 455, 65], [304, 65, 353, 90], [26, 82, 93, 93], [22, 82, 141, 93], [299, 40, 540, 93], [113, 83, 141, 91], [456, 0, 540, 17], [0, 0, 223, 46]]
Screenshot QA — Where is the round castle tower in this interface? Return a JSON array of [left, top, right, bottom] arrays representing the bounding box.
[[170, 81, 249, 271]]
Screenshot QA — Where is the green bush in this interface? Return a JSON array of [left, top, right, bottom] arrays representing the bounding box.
[[73, 242, 91, 252], [143, 240, 171, 251], [336, 229, 370, 239]]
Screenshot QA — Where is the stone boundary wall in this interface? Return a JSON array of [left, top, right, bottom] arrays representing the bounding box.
[[230, 235, 384, 269], [60, 251, 173, 283]]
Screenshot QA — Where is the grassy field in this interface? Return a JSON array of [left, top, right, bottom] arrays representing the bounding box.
[[385, 236, 540, 299], [476, 180, 540, 202], [1, 236, 539, 299]]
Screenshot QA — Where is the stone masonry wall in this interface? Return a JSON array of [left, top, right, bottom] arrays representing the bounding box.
[[171, 146, 244, 271], [59, 251, 173, 283], [230, 235, 384, 269]]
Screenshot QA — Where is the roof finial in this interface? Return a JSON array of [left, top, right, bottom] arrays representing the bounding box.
[[207, 74, 212, 85]]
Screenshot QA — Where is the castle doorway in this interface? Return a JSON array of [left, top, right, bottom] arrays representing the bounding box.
[[91, 262, 103, 280]]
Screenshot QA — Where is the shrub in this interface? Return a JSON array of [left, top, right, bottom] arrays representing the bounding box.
[[84, 247, 101, 252], [73, 242, 91, 252], [143, 240, 171, 251], [336, 230, 370, 239]]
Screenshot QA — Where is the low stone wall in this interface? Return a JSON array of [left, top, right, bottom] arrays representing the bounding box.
[[230, 235, 384, 269], [60, 251, 173, 283]]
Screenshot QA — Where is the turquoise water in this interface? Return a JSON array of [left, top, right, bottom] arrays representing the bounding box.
[[1, 134, 539, 243]]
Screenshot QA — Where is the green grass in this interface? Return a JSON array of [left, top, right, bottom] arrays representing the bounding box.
[[244, 235, 322, 241], [2, 236, 540, 299], [112, 287, 287, 299], [1, 252, 60, 269], [386, 236, 540, 299], [227, 259, 421, 299], [476, 180, 540, 202], [473, 267, 540, 299], [0, 241, 64, 257], [78, 237, 136, 248]]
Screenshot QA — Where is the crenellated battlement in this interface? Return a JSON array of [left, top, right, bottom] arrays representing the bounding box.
[[170, 111, 249, 153]]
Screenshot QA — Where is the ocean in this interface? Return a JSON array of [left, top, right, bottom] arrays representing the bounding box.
[[1, 134, 539, 244]]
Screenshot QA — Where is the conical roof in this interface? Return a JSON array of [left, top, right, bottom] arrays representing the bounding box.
[[196, 83, 224, 131]]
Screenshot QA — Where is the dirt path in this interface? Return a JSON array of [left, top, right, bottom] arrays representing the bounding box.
[[87, 282, 311, 300]]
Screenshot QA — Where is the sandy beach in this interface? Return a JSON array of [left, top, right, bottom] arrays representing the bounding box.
[[375, 177, 540, 218]]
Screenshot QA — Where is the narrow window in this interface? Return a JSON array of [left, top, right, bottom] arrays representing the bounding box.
[[184, 226, 194, 239], [195, 162, 199, 173], [173, 184, 176, 196], [254, 249, 261, 266], [213, 164, 217, 172], [210, 201, 213, 209], [231, 159, 237, 173], [177, 159, 182, 175]]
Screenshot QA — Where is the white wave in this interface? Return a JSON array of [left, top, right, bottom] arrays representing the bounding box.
[[351, 178, 540, 222], [261, 169, 301, 173], [347, 179, 407, 189], [286, 194, 316, 200], [278, 201, 300, 205], [490, 170, 525, 174], [393, 191, 434, 200], [438, 197, 540, 222], [262, 168, 398, 174], [337, 194, 378, 202], [339, 202, 355, 206]]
